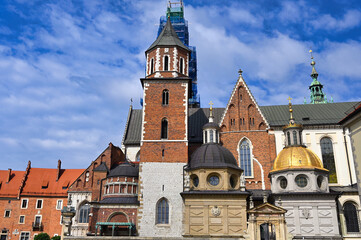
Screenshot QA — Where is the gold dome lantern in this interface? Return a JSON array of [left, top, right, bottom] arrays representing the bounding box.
[[270, 146, 328, 173], [271, 97, 328, 173]]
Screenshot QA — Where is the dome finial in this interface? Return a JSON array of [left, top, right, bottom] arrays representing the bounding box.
[[209, 101, 214, 122], [309, 49, 318, 78], [288, 97, 294, 123]]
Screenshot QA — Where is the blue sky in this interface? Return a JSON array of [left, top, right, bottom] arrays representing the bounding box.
[[1, 0, 361, 170]]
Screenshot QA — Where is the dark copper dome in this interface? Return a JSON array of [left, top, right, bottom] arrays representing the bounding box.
[[188, 143, 240, 170]]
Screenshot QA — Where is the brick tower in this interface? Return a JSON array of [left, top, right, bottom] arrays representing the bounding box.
[[137, 17, 191, 237]]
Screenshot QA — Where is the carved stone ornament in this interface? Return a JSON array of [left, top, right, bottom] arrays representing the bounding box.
[[184, 172, 190, 188], [211, 206, 221, 217], [302, 208, 311, 219]]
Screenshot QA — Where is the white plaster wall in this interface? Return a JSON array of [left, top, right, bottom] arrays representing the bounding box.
[[274, 128, 356, 186], [277, 198, 339, 237], [68, 192, 92, 236], [125, 146, 140, 162], [138, 162, 185, 237]]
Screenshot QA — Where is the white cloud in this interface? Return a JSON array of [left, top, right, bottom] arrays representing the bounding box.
[[312, 10, 361, 31]]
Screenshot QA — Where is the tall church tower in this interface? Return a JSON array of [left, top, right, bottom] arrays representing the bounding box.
[[137, 17, 191, 237]]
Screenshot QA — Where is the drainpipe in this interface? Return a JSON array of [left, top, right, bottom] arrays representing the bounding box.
[[343, 128, 353, 185]]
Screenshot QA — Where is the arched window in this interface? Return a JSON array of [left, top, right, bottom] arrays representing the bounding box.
[[161, 118, 168, 139], [136, 151, 140, 162], [239, 139, 252, 177], [293, 131, 298, 145], [164, 56, 169, 71], [180, 57, 184, 74], [344, 202, 360, 233], [78, 202, 90, 223], [150, 58, 154, 74], [287, 132, 291, 146], [209, 130, 214, 143], [320, 137, 337, 183], [162, 89, 169, 105], [156, 198, 169, 224]]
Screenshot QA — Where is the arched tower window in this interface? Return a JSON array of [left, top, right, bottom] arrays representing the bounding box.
[[156, 198, 169, 224], [161, 118, 168, 139], [287, 132, 291, 146], [293, 131, 298, 145], [343, 202, 360, 233], [209, 130, 214, 143], [164, 56, 169, 71], [239, 139, 252, 177], [180, 57, 184, 74], [162, 89, 169, 105], [78, 202, 90, 223], [320, 137, 337, 183], [150, 58, 154, 74]]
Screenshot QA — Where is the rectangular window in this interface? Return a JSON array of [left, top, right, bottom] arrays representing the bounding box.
[[20, 232, 30, 240], [19, 215, 25, 224], [4, 210, 10, 218], [56, 200, 63, 210], [35, 215, 41, 225], [21, 199, 28, 209], [36, 199, 43, 209]]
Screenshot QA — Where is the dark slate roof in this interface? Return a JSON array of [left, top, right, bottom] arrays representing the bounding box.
[[99, 197, 139, 205], [189, 108, 224, 142], [108, 163, 139, 178], [339, 102, 361, 124], [146, 17, 189, 52], [187, 143, 240, 170], [93, 162, 108, 172], [330, 184, 358, 193], [123, 109, 143, 145], [122, 102, 357, 145], [259, 102, 358, 127]]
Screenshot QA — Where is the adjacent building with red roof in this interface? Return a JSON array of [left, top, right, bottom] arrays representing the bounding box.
[[0, 160, 83, 240]]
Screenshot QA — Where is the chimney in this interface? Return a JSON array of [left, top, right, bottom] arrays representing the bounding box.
[[56, 159, 61, 181], [7, 168, 12, 183]]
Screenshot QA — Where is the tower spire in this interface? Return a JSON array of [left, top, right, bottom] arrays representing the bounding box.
[[308, 49, 327, 104]]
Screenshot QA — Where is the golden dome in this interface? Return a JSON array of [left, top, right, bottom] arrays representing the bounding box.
[[271, 146, 328, 173]]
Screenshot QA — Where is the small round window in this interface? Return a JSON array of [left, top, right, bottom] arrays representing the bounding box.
[[208, 175, 220, 186], [192, 175, 199, 187], [295, 175, 308, 188], [317, 176, 323, 188], [230, 175, 237, 188], [279, 177, 287, 189]]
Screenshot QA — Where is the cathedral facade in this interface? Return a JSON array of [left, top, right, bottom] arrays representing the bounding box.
[[61, 4, 361, 239]]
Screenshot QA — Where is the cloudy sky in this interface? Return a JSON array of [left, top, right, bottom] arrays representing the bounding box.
[[1, 0, 361, 170]]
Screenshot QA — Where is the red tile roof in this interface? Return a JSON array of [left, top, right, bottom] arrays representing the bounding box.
[[0, 170, 25, 198], [21, 168, 84, 196]]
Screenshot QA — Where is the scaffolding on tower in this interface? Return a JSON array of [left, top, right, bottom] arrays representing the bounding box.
[[157, 0, 200, 107]]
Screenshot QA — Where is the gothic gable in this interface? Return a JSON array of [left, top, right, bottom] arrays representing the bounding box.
[[220, 73, 269, 132]]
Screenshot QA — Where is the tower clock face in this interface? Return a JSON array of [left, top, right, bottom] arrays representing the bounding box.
[[209, 175, 219, 186]]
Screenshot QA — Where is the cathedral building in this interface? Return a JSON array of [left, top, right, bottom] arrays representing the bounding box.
[[2, 1, 361, 240]]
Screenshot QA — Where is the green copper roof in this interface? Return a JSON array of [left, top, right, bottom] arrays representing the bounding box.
[[146, 17, 189, 52]]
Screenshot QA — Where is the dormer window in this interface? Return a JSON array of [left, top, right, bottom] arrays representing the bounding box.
[[164, 55, 169, 71], [162, 89, 169, 105]]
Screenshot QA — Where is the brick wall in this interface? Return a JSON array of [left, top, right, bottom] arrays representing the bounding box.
[[0, 196, 67, 239], [220, 78, 276, 189]]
